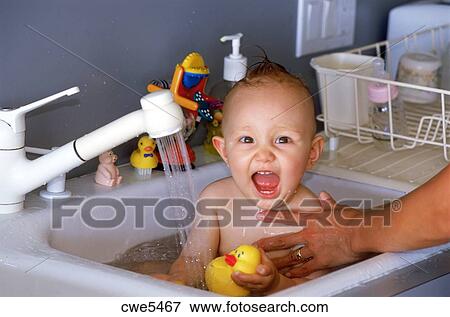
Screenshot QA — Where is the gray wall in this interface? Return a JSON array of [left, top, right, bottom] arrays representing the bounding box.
[[0, 0, 414, 178]]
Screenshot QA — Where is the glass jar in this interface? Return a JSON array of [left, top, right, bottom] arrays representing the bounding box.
[[396, 52, 441, 104]]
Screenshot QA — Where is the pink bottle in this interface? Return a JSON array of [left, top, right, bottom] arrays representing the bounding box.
[[95, 150, 123, 187], [367, 59, 407, 150]]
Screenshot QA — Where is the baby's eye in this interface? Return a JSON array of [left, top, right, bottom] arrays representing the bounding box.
[[239, 136, 254, 144], [275, 136, 291, 144]]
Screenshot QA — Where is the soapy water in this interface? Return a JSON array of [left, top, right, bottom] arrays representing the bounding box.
[[109, 131, 208, 289]]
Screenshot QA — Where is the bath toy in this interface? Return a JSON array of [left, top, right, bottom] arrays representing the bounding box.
[[130, 135, 158, 176], [95, 150, 123, 187], [155, 141, 196, 170], [205, 245, 261, 296], [147, 52, 223, 123], [148, 79, 170, 90], [203, 109, 223, 155], [183, 111, 196, 140]]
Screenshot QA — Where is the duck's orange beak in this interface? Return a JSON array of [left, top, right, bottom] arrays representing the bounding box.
[[144, 146, 153, 152], [224, 254, 237, 267]]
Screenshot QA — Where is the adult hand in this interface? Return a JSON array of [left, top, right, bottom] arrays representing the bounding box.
[[255, 192, 374, 278]]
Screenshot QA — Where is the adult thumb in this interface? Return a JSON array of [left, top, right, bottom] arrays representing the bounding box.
[[319, 191, 335, 209]]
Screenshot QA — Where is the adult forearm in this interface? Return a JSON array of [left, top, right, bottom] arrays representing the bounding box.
[[353, 165, 450, 253]]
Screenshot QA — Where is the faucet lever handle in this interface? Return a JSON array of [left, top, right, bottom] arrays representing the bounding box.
[[0, 86, 80, 133]]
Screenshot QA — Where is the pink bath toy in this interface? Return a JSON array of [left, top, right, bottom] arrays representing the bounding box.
[[95, 150, 123, 187]]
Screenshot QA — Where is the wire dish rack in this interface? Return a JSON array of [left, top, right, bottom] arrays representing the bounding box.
[[311, 24, 450, 192]]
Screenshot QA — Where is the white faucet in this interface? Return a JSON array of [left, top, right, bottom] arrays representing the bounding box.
[[0, 88, 184, 214]]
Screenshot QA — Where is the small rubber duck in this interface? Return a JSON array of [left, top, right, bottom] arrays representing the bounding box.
[[95, 150, 123, 187], [205, 245, 261, 296], [130, 135, 158, 176], [204, 110, 223, 155]]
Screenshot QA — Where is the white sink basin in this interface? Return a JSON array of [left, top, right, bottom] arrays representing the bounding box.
[[0, 161, 448, 296]]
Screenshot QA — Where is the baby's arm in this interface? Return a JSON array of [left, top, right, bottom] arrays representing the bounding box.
[[231, 187, 320, 294], [165, 187, 221, 286]]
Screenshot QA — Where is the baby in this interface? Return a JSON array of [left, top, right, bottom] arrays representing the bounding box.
[[155, 59, 324, 295]]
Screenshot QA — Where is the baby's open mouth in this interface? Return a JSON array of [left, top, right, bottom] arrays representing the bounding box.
[[251, 171, 280, 199]]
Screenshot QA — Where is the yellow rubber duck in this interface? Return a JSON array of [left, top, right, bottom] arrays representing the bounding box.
[[204, 110, 223, 155], [205, 245, 261, 296], [130, 135, 158, 176]]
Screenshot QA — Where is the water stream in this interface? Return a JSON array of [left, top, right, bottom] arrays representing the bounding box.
[[110, 131, 207, 289]]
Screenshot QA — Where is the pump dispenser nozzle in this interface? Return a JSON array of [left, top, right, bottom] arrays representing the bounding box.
[[220, 33, 247, 82], [220, 33, 243, 58]]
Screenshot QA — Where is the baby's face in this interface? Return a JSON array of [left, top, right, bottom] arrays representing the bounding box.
[[213, 82, 322, 209]]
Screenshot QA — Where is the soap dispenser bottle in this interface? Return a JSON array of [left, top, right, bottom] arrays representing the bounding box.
[[209, 33, 248, 100]]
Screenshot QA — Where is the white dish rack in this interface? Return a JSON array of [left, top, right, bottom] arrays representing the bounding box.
[[312, 24, 450, 192]]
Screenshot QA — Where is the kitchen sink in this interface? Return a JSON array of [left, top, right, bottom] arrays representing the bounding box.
[[0, 160, 448, 296]]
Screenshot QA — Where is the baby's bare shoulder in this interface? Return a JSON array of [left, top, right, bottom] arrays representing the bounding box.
[[290, 185, 319, 209], [199, 177, 237, 199], [298, 185, 318, 199]]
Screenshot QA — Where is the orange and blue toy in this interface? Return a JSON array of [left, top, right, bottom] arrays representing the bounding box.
[[147, 52, 223, 122]]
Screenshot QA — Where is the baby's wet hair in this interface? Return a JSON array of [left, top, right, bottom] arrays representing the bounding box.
[[223, 49, 317, 135], [232, 49, 310, 93]]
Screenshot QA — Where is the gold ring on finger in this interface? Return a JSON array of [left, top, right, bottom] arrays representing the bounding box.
[[295, 248, 304, 261]]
